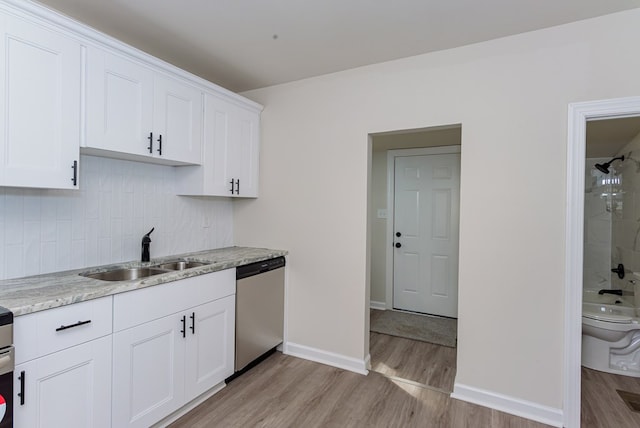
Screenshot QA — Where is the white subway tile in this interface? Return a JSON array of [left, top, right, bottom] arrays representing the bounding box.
[[0, 156, 233, 277], [5, 244, 24, 279]]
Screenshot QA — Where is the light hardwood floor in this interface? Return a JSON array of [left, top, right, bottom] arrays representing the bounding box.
[[582, 366, 640, 427], [369, 331, 457, 392], [170, 343, 549, 427], [170, 331, 640, 427]]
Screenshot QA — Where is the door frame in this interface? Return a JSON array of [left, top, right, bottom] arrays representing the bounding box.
[[385, 145, 462, 309], [564, 96, 640, 428]]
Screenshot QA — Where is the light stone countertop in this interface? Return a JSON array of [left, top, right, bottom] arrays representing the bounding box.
[[0, 246, 287, 316]]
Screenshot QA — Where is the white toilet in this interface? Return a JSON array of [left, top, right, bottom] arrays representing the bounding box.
[[582, 303, 640, 377]]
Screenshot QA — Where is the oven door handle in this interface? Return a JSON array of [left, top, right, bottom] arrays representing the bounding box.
[[0, 347, 13, 376]]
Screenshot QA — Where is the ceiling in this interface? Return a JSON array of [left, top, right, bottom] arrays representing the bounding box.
[[35, 0, 640, 92]]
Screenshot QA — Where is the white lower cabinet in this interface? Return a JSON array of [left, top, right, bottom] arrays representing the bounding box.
[[112, 312, 186, 428], [12, 269, 235, 427], [14, 335, 112, 428], [185, 296, 235, 402], [112, 269, 236, 428]]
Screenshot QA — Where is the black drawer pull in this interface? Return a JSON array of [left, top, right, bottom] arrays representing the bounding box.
[[18, 370, 25, 405], [180, 315, 186, 338], [190, 312, 195, 335], [55, 320, 92, 332]]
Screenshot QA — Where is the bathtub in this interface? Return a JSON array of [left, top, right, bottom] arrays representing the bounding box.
[[583, 290, 636, 318]]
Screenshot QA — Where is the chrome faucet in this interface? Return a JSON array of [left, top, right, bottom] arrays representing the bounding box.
[[141, 227, 154, 262]]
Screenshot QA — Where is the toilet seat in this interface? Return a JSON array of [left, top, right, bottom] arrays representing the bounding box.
[[583, 311, 633, 323]]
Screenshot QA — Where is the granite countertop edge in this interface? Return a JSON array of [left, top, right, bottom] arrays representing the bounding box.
[[0, 246, 288, 316]]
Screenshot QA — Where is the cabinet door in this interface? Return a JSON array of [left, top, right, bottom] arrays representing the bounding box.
[[112, 313, 186, 428], [232, 106, 260, 197], [201, 92, 233, 195], [197, 93, 260, 197], [13, 336, 112, 428], [154, 76, 202, 165], [0, 14, 80, 189], [184, 295, 235, 402], [86, 47, 154, 157]]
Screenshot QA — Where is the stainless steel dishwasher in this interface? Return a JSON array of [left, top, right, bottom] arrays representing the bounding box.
[[234, 257, 285, 374]]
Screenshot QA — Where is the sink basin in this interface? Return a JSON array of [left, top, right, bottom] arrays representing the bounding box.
[[82, 267, 170, 282], [154, 260, 210, 271]]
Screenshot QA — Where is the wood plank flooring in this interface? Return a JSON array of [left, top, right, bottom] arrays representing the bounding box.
[[169, 326, 640, 427], [169, 349, 550, 428], [582, 367, 640, 427], [369, 331, 457, 392]]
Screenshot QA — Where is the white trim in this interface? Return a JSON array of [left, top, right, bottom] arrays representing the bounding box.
[[283, 342, 369, 375], [151, 381, 226, 427], [452, 383, 563, 428], [370, 300, 386, 310], [385, 145, 462, 310], [564, 96, 640, 428]]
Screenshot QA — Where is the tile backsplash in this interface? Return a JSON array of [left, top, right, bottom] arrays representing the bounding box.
[[0, 155, 233, 280]]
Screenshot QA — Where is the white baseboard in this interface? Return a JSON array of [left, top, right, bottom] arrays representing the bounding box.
[[370, 300, 386, 310], [152, 381, 226, 427], [284, 341, 369, 375], [451, 383, 563, 427]]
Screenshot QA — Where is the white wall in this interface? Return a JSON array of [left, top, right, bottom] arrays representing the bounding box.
[[0, 155, 233, 280], [234, 9, 640, 413]]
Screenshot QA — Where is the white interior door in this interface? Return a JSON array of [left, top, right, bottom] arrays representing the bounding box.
[[393, 153, 460, 317]]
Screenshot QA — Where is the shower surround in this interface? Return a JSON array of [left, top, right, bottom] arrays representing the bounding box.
[[584, 131, 640, 294]]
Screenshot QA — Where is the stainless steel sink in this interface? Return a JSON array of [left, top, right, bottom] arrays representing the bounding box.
[[82, 267, 171, 281], [154, 260, 210, 271]]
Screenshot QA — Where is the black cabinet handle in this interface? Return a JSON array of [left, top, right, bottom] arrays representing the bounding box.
[[395, 242, 402, 248], [180, 315, 186, 338], [235, 179, 240, 195], [229, 179, 235, 194], [190, 312, 195, 335], [71, 160, 78, 186], [396, 232, 401, 237], [157, 134, 162, 156], [56, 319, 91, 332], [18, 370, 25, 405], [147, 132, 153, 153]]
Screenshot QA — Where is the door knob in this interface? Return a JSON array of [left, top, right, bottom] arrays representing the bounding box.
[[395, 242, 401, 248], [396, 232, 401, 237]]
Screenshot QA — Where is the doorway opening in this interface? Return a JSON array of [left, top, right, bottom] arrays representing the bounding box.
[[368, 124, 461, 392], [565, 97, 640, 428]]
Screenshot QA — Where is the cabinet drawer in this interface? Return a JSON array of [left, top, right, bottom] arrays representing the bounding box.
[[113, 269, 235, 332], [14, 296, 113, 364]]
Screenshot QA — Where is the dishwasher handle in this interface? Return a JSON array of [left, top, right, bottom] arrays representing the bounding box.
[[236, 257, 285, 280]]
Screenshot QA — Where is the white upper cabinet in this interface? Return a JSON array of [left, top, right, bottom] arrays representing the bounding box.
[[153, 75, 203, 164], [0, 12, 81, 189], [85, 46, 202, 165], [86, 48, 154, 158], [176, 92, 260, 197]]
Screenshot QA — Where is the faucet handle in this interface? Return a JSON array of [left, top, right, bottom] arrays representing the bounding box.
[[142, 227, 154, 244]]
